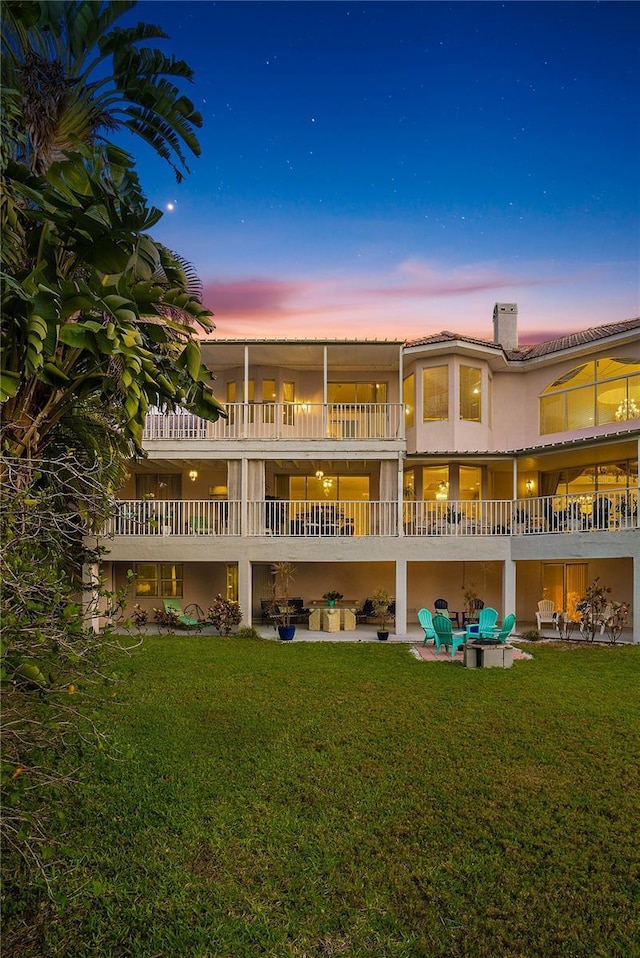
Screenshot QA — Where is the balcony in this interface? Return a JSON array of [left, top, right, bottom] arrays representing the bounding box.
[[143, 402, 404, 442], [107, 490, 638, 538]]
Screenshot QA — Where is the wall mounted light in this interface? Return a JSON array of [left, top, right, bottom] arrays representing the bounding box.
[[525, 479, 534, 495], [188, 469, 198, 482], [315, 469, 324, 480]]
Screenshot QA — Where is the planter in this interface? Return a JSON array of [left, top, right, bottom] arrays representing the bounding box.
[[327, 599, 336, 607], [377, 631, 389, 641], [278, 625, 296, 641]]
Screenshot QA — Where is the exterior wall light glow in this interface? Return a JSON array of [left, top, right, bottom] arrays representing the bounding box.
[[188, 469, 198, 482]]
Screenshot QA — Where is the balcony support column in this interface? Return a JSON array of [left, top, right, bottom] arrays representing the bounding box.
[[395, 559, 407, 635], [503, 558, 516, 621], [633, 555, 640, 644], [83, 561, 101, 634], [238, 559, 252, 629], [241, 458, 248, 537], [397, 454, 405, 538]]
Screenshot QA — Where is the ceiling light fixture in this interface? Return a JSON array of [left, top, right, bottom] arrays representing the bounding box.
[[615, 398, 639, 421]]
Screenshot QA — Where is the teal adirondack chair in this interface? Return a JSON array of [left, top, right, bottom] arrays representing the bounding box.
[[418, 608, 437, 646], [466, 607, 499, 640], [494, 613, 516, 643], [432, 614, 466, 658]]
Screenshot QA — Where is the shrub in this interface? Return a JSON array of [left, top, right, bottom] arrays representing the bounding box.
[[522, 628, 541, 641], [234, 627, 263, 640], [131, 604, 148, 629], [207, 595, 243, 635]]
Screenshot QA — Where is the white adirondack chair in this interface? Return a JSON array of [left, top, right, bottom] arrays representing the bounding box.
[[535, 599, 556, 630]]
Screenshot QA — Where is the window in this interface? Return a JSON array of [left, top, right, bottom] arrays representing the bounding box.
[[423, 465, 449, 502], [226, 381, 236, 425], [262, 379, 276, 423], [134, 563, 183, 597], [135, 474, 181, 499], [283, 381, 295, 425], [540, 358, 640, 434], [542, 563, 588, 618], [423, 366, 448, 421], [328, 383, 387, 403], [403, 374, 415, 428], [247, 379, 255, 423], [460, 366, 482, 422], [460, 466, 481, 501], [134, 562, 157, 596]]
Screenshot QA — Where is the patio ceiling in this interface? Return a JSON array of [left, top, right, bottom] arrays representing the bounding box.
[[199, 339, 403, 373]]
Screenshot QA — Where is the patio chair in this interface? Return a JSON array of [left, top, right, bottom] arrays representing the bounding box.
[[465, 607, 498, 640], [188, 516, 210, 534], [417, 608, 437, 646], [162, 598, 205, 631], [462, 598, 484, 627], [432, 614, 466, 658], [493, 613, 516, 643], [434, 598, 460, 628], [535, 600, 556, 630]]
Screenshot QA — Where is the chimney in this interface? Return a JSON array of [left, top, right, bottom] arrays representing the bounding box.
[[493, 302, 518, 350]]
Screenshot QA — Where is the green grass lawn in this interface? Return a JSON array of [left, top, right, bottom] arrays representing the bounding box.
[[6, 637, 640, 958]]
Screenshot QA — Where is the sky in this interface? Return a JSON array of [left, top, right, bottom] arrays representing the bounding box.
[[120, 1, 639, 344]]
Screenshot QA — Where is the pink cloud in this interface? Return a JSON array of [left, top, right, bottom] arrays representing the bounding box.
[[198, 259, 629, 342], [201, 278, 306, 316]]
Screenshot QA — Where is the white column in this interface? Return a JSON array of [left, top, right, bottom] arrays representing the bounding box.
[[238, 559, 252, 629], [241, 457, 248, 537], [83, 562, 101, 634], [397, 454, 404, 538], [398, 345, 405, 440], [633, 555, 640, 644], [503, 559, 517, 620], [395, 559, 407, 636], [635, 435, 640, 644]]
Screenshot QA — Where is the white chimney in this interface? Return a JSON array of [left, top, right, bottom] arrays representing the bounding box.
[[493, 302, 518, 350]]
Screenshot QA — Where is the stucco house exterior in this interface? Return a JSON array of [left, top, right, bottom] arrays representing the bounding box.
[[99, 304, 640, 641]]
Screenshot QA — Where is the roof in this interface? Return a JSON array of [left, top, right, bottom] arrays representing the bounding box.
[[405, 316, 640, 360], [506, 317, 640, 360]]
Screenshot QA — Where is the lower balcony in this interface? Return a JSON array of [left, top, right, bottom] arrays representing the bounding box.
[[107, 490, 638, 538]]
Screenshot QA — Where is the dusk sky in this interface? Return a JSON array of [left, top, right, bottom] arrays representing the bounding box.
[[121, 1, 639, 344]]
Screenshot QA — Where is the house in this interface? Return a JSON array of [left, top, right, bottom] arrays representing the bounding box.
[[97, 304, 640, 641]]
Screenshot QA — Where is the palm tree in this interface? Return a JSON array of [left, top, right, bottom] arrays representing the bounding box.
[[0, 2, 224, 460], [1, 0, 202, 181]]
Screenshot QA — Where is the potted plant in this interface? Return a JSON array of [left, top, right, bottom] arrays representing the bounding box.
[[372, 588, 391, 640], [322, 590, 343, 607], [269, 561, 297, 640]]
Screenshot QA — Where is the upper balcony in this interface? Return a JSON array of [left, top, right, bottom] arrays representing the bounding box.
[[106, 490, 638, 539], [143, 403, 405, 443]]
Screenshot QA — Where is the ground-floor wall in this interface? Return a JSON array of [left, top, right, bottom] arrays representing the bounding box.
[[105, 554, 636, 640]]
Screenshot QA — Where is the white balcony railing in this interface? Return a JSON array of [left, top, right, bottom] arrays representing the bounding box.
[[107, 490, 638, 539], [143, 403, 404, 442], [109, 499, 241, 536]]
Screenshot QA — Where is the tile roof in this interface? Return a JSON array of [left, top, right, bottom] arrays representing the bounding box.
[[405, 316, 640, 360]]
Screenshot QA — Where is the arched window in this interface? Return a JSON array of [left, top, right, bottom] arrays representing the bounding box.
[[539, 358, 640, 435]]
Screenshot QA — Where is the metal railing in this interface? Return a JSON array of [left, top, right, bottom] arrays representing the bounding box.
[[143, 402, 404, 441], [107, 490, 638, 538]]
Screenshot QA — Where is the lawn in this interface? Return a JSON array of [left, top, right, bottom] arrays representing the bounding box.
[[5, 636, 640, 958]]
